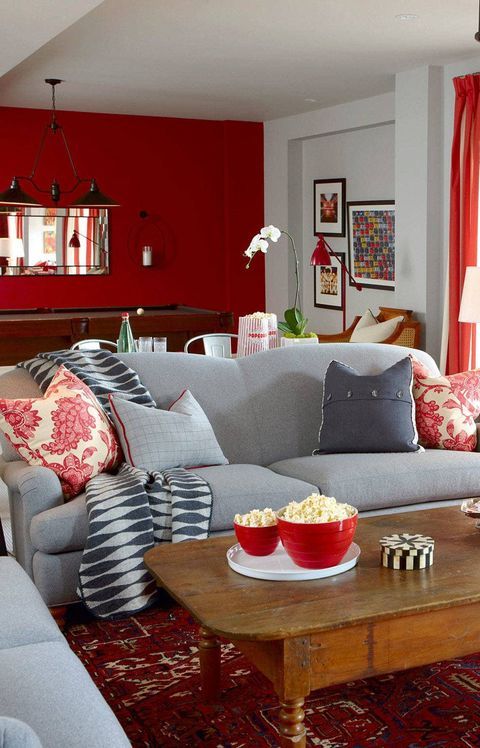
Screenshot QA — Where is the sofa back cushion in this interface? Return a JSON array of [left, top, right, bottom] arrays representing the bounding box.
[[117, 344, 439, 466], [0, 345, 439, 467]]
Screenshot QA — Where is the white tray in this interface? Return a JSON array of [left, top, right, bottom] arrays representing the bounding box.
[[226, 542, 360, 581]]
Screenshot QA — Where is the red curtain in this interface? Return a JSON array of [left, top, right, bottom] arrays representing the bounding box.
[[447, 74, 480, 373]]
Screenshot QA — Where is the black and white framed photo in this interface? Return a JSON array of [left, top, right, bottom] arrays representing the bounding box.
[[313, 178, 346, 237], [313, 252, 346, 310], [347, 200, 395, 290]]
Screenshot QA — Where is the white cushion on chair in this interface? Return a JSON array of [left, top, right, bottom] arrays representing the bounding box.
[[350, 310, 404, 343]]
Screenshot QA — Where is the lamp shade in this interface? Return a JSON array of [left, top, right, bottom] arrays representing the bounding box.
[[459, 266, 480, 323], [72, 179, 120, 208], [0, 178, 41, 207], [0, 237, 24, 260], [68, 230, 81, 248], [310, 235, 332, 266]]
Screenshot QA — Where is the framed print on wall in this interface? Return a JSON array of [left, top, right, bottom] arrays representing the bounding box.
[[347, 200, 395, 290], [313, 178, 346, 237], [313, 252, 346, 311]]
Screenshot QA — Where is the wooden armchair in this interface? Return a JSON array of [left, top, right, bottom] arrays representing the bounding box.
[[317, 307, 421, 349]]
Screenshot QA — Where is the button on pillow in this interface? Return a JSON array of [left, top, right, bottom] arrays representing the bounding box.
[[109, 389, 229, 472], [318, 358, 421, 453]]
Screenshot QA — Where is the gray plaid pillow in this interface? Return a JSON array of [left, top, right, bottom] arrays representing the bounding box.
[[317, 357, 421, 454], [110, 389, 228, 471]]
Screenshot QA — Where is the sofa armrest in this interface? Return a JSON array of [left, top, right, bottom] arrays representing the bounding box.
[[0, 717, 42, 748], [1, 460, 63, 578]]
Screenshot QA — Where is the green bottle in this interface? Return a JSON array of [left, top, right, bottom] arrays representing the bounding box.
[[117, 312, 136, 353]]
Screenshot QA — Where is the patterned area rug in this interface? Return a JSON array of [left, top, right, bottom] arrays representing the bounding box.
[[64, 595, 480, 747]]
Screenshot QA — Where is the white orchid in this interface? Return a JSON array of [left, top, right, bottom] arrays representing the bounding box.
[[245, 233, 269, 262], [244, 224, 308, 337], [260, 225, 281, 242]]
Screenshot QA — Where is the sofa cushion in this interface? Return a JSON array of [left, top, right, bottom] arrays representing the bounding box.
[[192, 464, 318, 531], [411, 357, 480, 451], [0, 717, 42, 748], [350, 309, 404, 343], [0, 366, 122, 498], [0, 558, 63, 650], [110, 389, 228, 471], [318, 358, 420, 453], [0, 641, 130, 748], [30, 465, 317, 552], [268, 450, 480, 512]]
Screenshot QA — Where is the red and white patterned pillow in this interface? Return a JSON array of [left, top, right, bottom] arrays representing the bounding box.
[[0, 366, 122, 498], [411, 356, 480, 452]]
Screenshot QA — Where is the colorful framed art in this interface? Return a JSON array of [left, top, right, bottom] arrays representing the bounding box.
[[313, 178, 346, 237], [347, 201, 395, 290], [313, 252, 346, 310]]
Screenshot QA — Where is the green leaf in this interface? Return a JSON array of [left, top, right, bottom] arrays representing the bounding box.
[[277, 321, 291, 334], [284, 307, 299, 330]]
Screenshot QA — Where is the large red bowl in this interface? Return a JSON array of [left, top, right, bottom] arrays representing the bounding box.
[[277, 509, 358, 569], [234, 521, 279, 556]]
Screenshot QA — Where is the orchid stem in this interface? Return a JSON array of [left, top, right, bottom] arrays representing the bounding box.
[[281, 230, 301, 312]]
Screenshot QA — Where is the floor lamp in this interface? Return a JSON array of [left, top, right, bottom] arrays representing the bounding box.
[[310, 234, 362, 331], [459, 266, 480, 369]]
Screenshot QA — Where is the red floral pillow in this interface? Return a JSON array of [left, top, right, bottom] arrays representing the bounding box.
[[410, 357, 480, 452], [0, 366, 122, 498]]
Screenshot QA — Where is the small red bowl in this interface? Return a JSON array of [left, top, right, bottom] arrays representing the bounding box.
[[234, 521, 279, 556], [277, 509, 358, 569]]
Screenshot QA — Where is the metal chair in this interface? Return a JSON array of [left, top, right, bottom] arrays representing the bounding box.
[[184, 333, 238, 358], [70, 339, 118, 351]]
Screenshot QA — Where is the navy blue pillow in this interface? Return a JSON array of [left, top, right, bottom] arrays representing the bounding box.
[[317, 358, 421, 454]]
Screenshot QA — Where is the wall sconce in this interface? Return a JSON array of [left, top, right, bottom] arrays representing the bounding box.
[[0, 80, 119, 208]]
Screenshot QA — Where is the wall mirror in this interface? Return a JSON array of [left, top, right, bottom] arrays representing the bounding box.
[[0, 208, 109, 275]]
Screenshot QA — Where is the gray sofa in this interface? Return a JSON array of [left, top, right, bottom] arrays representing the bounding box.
[[1, 343, 480, 606], [0, 557, 130, 747]]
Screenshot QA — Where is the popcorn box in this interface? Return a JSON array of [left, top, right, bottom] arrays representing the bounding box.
[[237, 315, 270, 357]]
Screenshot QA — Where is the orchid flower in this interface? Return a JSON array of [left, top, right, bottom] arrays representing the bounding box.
[[244, 225, 309, 337]]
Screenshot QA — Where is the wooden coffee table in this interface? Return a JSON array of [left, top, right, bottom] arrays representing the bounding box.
[[144, 506, 480, 747]]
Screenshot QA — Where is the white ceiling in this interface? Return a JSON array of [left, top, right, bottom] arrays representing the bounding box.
[[0, 0, 479, 121]]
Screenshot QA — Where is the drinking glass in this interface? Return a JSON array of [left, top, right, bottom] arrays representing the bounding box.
[[138, 336, 153, 352], [154, 336, 167, 352]]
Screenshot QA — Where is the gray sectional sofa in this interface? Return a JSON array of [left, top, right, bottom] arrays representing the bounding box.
[[0, 557, 130, 747], [1, 343, 480, 606]]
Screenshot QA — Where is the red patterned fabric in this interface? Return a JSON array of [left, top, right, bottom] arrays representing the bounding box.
[[64, 600, 480, 748], [447, 74, 480, 374], [0, 366, 122, 498], [411, 357, 480, 451]]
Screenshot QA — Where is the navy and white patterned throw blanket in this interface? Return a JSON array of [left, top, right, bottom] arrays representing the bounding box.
[[19, 350, 213, 619]]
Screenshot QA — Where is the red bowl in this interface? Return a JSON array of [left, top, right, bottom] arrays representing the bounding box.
[[234, 521, 279, 556], [277, 509, 358, 569]]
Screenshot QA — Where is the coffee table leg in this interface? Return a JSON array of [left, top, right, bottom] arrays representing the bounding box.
[[199, 625, 221, 702], [278, 697, 306, 747]]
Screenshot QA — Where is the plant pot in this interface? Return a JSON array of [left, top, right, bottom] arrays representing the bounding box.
[[280, 336, 319, 346]]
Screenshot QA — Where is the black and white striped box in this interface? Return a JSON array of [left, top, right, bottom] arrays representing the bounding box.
[[379, 533, 434, 570]]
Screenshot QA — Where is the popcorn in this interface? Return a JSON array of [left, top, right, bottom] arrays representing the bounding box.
[[248, 312, 277, 319], [281, 494, 356, 524], [234, 508, 277, 527]]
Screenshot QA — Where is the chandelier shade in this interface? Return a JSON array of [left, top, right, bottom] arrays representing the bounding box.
[[0, 80, 119, 209], [0, 178, 42, 207]]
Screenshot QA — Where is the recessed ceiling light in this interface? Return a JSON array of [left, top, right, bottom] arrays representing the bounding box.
[[395, 13, 419, 21], [305, 98, 317, 103]]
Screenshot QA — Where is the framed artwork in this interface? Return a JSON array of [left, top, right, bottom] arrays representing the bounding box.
[[347, 200, 395, 290], [314, 252, 346, 310], [313, 178, 346, 237]]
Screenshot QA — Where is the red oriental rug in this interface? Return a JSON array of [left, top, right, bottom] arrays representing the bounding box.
[[64, 595, 480, 747]]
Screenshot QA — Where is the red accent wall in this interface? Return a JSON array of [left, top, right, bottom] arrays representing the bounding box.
[[0, 107, 265, 319]]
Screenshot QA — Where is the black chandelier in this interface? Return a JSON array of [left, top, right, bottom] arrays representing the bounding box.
[[0, 79, 119, 208]]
